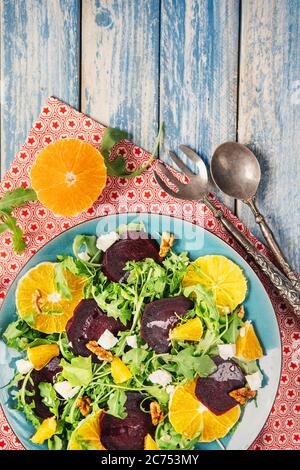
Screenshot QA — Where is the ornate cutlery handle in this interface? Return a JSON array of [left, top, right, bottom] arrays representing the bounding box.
[[247, 199, 300, 289], [204, 198, 300, 316]]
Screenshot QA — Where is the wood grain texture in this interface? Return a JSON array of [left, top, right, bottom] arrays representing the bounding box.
[[81, 0, 160, 152], [0, 0, 80, 175], [238, 0, 300, 271], [159, 0, 240, 208]]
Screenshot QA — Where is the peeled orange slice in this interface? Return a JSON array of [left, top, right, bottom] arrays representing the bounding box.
[[30, 139, 107, 217], [16, 262, 86, 334], [144, 434, 159, 450], [169, 380, 203, 439], [68, 411, 105, 450], [31, 416, 57, 444], [236, 321, 263, 361], [199, 405, 240, 442], [111, 357, 132, 384], [169, 380, 240, 442], [170, 317, 203, 341], [182, 255, 247, 312], [27, 344, 59, 370]]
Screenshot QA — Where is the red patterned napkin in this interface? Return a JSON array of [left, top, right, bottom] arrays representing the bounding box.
[[0, 97, 299, 450]]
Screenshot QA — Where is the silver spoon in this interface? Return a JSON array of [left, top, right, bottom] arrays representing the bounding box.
[[211, 142, 299, 288], [153, 145, 300, 314]]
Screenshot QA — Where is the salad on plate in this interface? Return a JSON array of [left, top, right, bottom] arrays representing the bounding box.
[[2, 225, 264, 450]]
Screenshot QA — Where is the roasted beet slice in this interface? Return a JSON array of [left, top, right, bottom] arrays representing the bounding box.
[[140, 296, 194, 353], [102, 231, 161, 282], [23, 357, 62, 419], [66, 299, 125, 361], [195, 356, 246, 415], [101, 392, 155, 450]]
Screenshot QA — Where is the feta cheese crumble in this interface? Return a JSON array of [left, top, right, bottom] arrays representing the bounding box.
[[78, 251, 90, 262], [96, 231, 119, 252], [126, 335, 138, 349], [245, 371, 263, 391], [97, 329, 118, 350], [218, 343, 236, 360], [148, 369, 172, 387], [54, 381, 80, 399], [16, 359, 33, 375]]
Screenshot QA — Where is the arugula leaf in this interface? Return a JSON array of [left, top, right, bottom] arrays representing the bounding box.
[[233, 358, 260, 375], [60, 356, 92, 387], [0, 223, 8, 233], [0, 187, 37, 212], [54, 263, 73, 300], [2, 319, 46, 352], [193, 355, 217, 377], [156, 421, 200, 450], [72, 235, 100, 263], [92, 282, 133, 326], [222, 309, 244, 343], [48, 435, 63, 450], [122, 348, 149, 376], [39, 382, 60, 417], [195, 329, 221, 356], [183, 284, 219, 323], [1, 214, 26, 253], [100, 128, 128, 159], [146, 386, 170, 405], [107, 389, 127, 419]]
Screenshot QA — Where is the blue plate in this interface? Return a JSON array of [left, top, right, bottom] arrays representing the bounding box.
[[0, 213, 281, 450]]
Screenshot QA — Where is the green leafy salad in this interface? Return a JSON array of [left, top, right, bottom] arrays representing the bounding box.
[[2, 225, 264, 450]]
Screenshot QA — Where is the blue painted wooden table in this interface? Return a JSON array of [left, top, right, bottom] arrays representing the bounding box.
[[0, 0, 299, 270]]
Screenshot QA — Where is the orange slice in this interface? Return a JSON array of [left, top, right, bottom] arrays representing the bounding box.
[[169, 380, 203, 439], [27, 344, 60, 370], [31, 416, 57, 444], [170, 317, 203, 341], [68, 411, 105, 450], [236, 321, 263, 360], [182, 255, 247, 312], [144, 434, 159, 450], [30, 139, 107, 217], [111, 357, 132, 384], [16, 262, 86, 334], [169, 380, 240, 442]]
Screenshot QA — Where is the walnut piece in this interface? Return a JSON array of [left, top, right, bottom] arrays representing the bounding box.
[[159, 231, 174, 258], [32, 289, 43, 314], [150, 401, 164, 426], [86, 341, 113, 363], [238, 305, 245, 319], [229, 387, 256, 405], [77, 396, 91, 417]]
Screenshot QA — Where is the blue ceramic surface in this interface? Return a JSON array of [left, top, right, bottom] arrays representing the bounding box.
[[0, 213, 281, 450]]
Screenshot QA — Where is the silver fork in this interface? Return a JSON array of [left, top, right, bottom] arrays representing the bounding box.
[[153, 145, 300, 315]]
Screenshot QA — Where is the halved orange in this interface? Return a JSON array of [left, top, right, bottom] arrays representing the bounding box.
[[182, 255, 247, 312], [27, 344, 60, 370], [30, 139, 107, 217], [170, 317, 203, 341], [68, 411, 105, 450], [236, 321, 263, 361], [16, 262, 86, 334], [169, 380, 240, 442]]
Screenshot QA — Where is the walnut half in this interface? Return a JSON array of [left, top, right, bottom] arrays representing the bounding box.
[[150, 401, 164, 426], [229, 387, 256, 405], [86, 340, 113, 363], [77, 396, 91, 417], [159, 232, 174, 258]]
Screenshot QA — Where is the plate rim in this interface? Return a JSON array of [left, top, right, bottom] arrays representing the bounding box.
[[0, 212, 282, 451]]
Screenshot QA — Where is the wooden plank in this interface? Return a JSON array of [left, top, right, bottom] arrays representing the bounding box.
[[238, 0, 300, 271], [159, 0, 240, 208], [81, 0, 160, 152], [0, 0, 80, 175]]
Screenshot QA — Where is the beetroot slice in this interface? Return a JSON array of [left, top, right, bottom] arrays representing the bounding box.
[[140, 296, 194, 353], [23, 357, 62, 419], [66, 299, 125, 362], [195, 356, 246, 415], [101, 392, 155, 450], [102, 231, 161, 282]]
